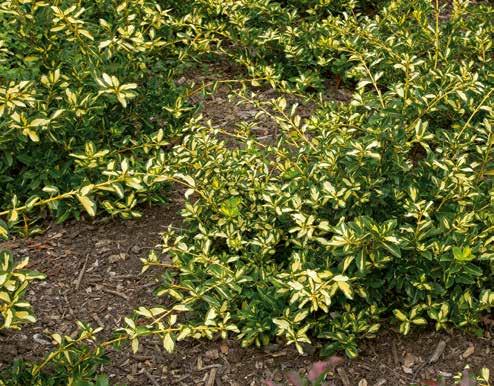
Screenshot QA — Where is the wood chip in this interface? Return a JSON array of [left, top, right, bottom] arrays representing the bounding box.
[[219, 342, 229, 354], [101, 287, 129, 300], [33, 333, 51, 346], [337, 368, 351, 386], [75, 254, 90, 290], [205, 349, 219, 360], [403, 352, 417, 368], [108, 253, 127, 263], [392, 341, 399, 366], [402, 366, 414, 374], [206, 368, 218, 386], [462, 343, 475, 359], [438, 371, 452, 377], [430, 340, 447, 363], [142, 368, 160, 386]]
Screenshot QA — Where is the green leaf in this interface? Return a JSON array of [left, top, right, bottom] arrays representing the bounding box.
[[42, 185, 59, 195], [381, 242, 401, 258], [337, 281, 353, 299], [3, 309, 13, 328], [95, 375, 110, 386], [172, 304, 191, 312], [400, 321, 411, 335], [25, 196, 40, 209], [174, 173, 195, 188], [273, 318, 290, 331], [320, 342, 339, 358], [76, 194, 96, 217], [345, 346, 358, 358], [393, 309, 408, 322], [0, 220, 9, 239], [131, 338, 139, 353], [80, 184, 94, 196], [163, 333, 175, 353], [453, 247, 475, 262]]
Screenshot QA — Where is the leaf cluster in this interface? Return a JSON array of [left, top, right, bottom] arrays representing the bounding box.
[[0, 0, 193, 232], [0, 250, 44, 330]]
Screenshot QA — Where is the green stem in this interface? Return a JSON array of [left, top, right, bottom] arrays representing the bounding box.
[[434, 0, 440, 70], [0, 177, 126, 218]]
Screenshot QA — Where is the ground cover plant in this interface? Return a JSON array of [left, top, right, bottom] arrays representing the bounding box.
[[139, 0, 494, 357], [0, 0, 194, 236], [0, 0, 493, 384], [0, 250, 44, 331]]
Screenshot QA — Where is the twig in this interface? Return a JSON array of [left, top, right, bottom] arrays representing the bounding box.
[[337, 368, 351, 386], [392, 341, 399, 366], [75, 254, 90, 290], [430, 340, 447, 363], [206, 367, 218, 386], [142, 368, 160, 386], [91, 313, 105, 329], [411, 340, 447, 384], [109, 274, 138, 280], [200, 364, 222, 370], [102, 287, 129, 300], [173, 374, 191, 383], [134, 354, 154, 361], [61, 291, 76, 318]]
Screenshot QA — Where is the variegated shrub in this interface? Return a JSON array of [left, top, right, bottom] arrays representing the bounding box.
[[135, 0, 494, 358]]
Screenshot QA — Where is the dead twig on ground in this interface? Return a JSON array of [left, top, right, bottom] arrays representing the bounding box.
[[337, 367, 351, 386], [411, 340, 447, 384], [75, 254, 90, 290], [102, 287, 130, 301], [142, 368, 160, 386], [206, 367, 218, 386]]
